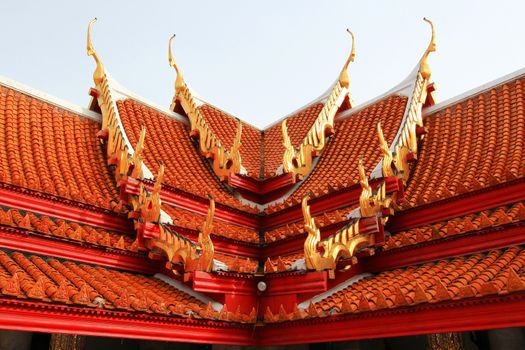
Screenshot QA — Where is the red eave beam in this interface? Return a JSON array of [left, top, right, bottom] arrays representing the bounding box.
[[388, 178, 525, 233], [228, 173, 296, 204], [0, 228, 159, 274], [0, 186, 132, 234], [0, 299, 256, 345], [257, 292, 525, 345]]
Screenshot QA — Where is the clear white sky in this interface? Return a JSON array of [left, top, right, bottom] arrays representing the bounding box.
[[1, 1, 524, 128]]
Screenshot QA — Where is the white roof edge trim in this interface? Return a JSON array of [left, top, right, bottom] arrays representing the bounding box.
[[154, 273, 222, 311], [298, 272, 372, 310], [336, 64, 419, 122], [261, 79, 337, 131], [107, 74, 189, 125], [424, 66, 525, 116], [0, 75, 102, 122]]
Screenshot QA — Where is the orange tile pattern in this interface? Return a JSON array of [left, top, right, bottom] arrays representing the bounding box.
[[162, 204, 260, 243], [0, 207, 136, 252], [265, 246, 525, 322], [0, 86, 119, 209], [312, 247, 525, 316], [263, 103, 324, 178], [402, 78, 525, 209], [264, 95, 408, 214], [198, 105, 262, 178], [265, 252, 304, 273], [265, 205, 355, 242], [0, 250, 254, 323], [116, 99, 257, 213], [385, 202, 525, 251], [214, 252, 258, 274]]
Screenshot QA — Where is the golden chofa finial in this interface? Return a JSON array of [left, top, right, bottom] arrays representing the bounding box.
[[419, 17, 436, 80], [168, 34, 185, 92], [87, 18, 105, 85], [339, 29, 355, 88]]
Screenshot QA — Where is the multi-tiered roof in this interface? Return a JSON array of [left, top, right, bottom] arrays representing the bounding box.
[[0, 18, 524, 346]]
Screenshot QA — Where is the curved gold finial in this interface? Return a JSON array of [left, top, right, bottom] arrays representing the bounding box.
[[198, 194, 215, 272], [419, 17, 436, 79], [339, 29, 355, 88], [168, 34, 185, 91], [87, 18, 105, 85], [377, 121, 394, 177]]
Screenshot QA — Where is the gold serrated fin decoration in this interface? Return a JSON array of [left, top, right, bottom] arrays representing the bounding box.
[[282, 28, 355, 182], [168, 35, 242, 180], [393, 18, 436, 183], [377, 121, 394, 177], [198, 195, 215, 272]]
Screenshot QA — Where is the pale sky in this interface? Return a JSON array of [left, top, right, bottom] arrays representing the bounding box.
[[1, 1, 524, 128]]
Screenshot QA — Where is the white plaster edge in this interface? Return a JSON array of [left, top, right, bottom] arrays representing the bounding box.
[[423, 66, 525, 116], [0, 75, 102, 122], [154, 273, 222, 311], [261, 79, 336, 131], [107, 74, 189, 125], [159, 209, 174, 225], [298, 272, 372, 310]]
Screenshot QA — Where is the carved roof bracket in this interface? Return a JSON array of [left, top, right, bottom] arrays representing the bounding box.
[[303, 19, 436, 278], [282, 29, 355, 183], [168, 35, 243, 181]]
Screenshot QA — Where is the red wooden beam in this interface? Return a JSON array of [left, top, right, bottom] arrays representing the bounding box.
[[365, 222, 525, 272], [388, 178, 525, 233], [0, 227, 159, 274], [0, 186, 132, 234], [257, 292, 525, 345], [0, 299, 256, 345]]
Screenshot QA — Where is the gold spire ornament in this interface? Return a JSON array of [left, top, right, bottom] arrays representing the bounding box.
[[168, 35, 243, 180], [198, 195, 216, 272], [339, 29, 356, 88], [377, 121, 394, 177], [87, 18, 105, 86], [281, 28, 355, 182], [419, 17, 436, 80]]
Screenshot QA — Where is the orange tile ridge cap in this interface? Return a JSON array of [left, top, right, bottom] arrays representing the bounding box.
[[0, 75, 101, 122]]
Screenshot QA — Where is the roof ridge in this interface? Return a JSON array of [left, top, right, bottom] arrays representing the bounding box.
[[0, 75, 101, 122], [424, 66, 525, 115]]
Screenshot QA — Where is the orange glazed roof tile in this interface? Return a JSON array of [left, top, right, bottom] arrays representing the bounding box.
[[264, 95, 408, 214], [385, 201, 525, 251], [116, 98, 257, 213], [0, 249, 254, 323], [214, 252, 258, 274], [0, 207, 137, 253], [263, 103, 325, 178], [198, 104, 263, 178], [0, 85, 119, 210], [265, 246, 525, 322], [402, 76, 525, 209], [162, 204, 260, 243]]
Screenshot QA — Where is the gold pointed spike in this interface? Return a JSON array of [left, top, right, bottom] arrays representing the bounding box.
[[86, 18, 105, 85], [339, 29, 355, 88], [168, 34, 185, 92], [420, 17, 436, 79], [377, 121, 394, 177], [198, 194, 215, 272]]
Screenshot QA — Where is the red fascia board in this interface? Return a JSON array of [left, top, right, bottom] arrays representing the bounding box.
[[388, 178, 525, 233], [139, 181, 260, 229], [228, 174, 295, 204], [261, 177, 398, 231], [0, 227, 158, 274], [365, 221, 525, 272], [192, 271, 258, 295], [168, 226, 260, 258], [0, 299, 255, 345], [264, 271, 327, 296], [257, 292, 525, 345], [263, 221, 349, 258], [0, 186, 132, 234]]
